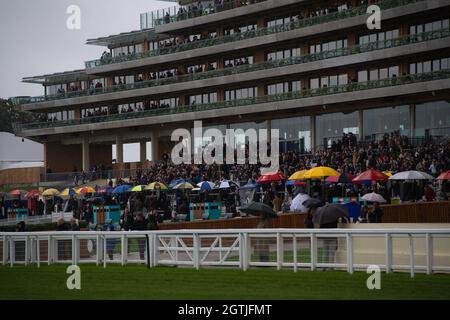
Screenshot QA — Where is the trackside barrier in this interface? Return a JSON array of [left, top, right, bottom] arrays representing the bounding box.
[[1, 229, 450, 277]]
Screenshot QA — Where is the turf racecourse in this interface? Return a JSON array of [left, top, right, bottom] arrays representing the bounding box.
[[1, 265, 450, 300]]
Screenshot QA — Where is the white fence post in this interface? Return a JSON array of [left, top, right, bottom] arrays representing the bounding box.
[[121, 235, 126, 266], [103, 235, 107, 268], [193, 233, 200, 270], [72, 235, 76, 265], [293, 234, 297, 273], [2, 235, 7, 266], [409, 233, 415, 278], [36, 236, 40, 268], [276, 233, 283, 270], [24, 236, 29, 266], [385, 233, 392, 274], [426, 233, 433, 275], [310, 233, 317, 271], [96, 234, 101, 266], [244, 232, 250, 271], [48, 235, 52, 265], [347, 233, 353, 274], [9, 238, 14, 267], [152, 234, 158, 267]]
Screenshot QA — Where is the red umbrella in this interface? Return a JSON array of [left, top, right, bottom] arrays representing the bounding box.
[[9, 189, 27, 196], [25, 190, 42, 198], [352, 169, 388, 183], [257, 172, 287, 183], [326, 173, 354, 184], [437, 170, 450, 180]]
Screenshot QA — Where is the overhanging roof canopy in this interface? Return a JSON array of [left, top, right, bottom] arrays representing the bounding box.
[[22, 69, 96, 86], [86, 28, 169, 48]]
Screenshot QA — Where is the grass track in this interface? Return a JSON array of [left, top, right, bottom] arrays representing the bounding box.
[[1, 265, 450, 300]]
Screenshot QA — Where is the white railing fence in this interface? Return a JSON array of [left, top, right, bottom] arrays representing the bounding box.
[[1, 229, 450, 277]]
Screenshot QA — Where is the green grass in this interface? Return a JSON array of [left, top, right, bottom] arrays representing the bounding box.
[[1, 265, 450, 300]]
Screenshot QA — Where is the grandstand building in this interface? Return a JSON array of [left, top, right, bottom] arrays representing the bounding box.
[[11, 0, 450, 176]]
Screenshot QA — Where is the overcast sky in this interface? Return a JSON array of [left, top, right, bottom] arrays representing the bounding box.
[[0, 0, 173, 99]]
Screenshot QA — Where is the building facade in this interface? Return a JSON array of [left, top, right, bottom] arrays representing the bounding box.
[[11, 0, 450, 175]]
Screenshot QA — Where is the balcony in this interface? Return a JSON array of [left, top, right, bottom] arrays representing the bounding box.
[[85, 0, 423, 69], [13, 28, 450, 108], [13, 70, 450, 134], [141, 0, 269, 29]]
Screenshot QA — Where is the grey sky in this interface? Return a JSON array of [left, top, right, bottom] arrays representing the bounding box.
[[0, 0, 173, 99]]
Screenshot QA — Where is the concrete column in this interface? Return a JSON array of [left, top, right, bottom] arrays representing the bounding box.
[[116, 136, 123, 164], [151, 130, 160, 162], [410, 104, 416, 138], [140, 141, 147, 163], [358, 109, 364, 142], [82, 137, 90, 172], [310, 115, 316, 151]]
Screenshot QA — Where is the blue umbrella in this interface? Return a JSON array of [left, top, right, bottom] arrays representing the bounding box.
[[169, 178, 186, 189], [239, 183, 260, 190], [112, 185, 132, 194], [198, 181, 215, 193]]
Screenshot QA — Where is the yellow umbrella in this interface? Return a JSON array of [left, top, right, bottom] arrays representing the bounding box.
[[303, 166, 339, 179], [383, 171, 393, 177], [145, 182, 168, 190], [130, 185, 146, 192], [173, 182, 195, 190], [288, 170, 308, 181], [60, 188, 79, 196], [42, 188, 60, 196]]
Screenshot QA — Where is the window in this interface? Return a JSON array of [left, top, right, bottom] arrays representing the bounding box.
[[225, 87, 257, 101], [189, 92, 217, 105], [310, 74, 347, 88], [358, 66, 399, 81], [266, 48, 301, 61], [224, 56, 253, 68], [359, 29, 399, 45], [267, 81, 301, 95], [409, 58, 450, 74], [310, 39, 347, 54], [410, 19, 449, 34]]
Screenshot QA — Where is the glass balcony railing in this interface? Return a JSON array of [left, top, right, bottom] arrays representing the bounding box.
[[85, 0, 423, 69], [14, 70, 450, 133], [150, 0, 268, 28], [14, 27, 449, 106]]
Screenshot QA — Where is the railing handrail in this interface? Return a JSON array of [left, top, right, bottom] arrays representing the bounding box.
[[85, 0, 423, 69], [14, 69, 450, 132], [14, 26, 448, 107], [3, 228, 450, 236]]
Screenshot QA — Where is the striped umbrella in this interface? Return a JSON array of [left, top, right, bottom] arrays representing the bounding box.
[[60, 188, 79, 196], [77, 186, 96, 194]]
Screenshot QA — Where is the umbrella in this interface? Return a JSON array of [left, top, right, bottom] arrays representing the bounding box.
[[257, 172, 286, 183], [326, 173, 354, 184], [60, 188, 79, 196], [288, 170, 308, 181], [145, 182, 168, 190], [437, 170, 450, 180], [290, 193, 310, 212], [97, 186, 113, 194], [173, 182, 195, 190], [169, 178, 186, 189], [313, 204, 349, 225], [25, 190, 42, 198], [361, 192, 387, 203], [197, 181, 215, 192], [239, 183, 260, 190], [112, 185, 132, 194], [130, 185, 147, 192], [303, 166, 339, 179], [286, 180, 307, 186], [239, 202, 277, 217], [352, 169, 388, 182], [302, 198, 324, 209], [389, 170, 435, 181], [382, 171, 394, 177], [218, 180, 239, 189], [77, 186, 96, 194], [9, 189, 27, 196], [42, 188, 60, 196]]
